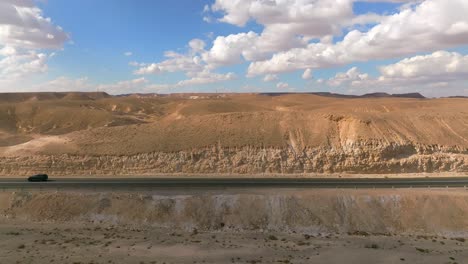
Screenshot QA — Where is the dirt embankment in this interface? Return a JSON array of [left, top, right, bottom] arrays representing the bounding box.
[[2, 189, 468, 235]]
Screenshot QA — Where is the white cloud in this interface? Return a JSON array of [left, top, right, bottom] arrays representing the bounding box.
[[276, 82, 290, 89], [134, 51, 204, 75], [202, 32, 262, 66], [263, 74, 279, 82], [379, 50, 468, 80], [211, 0, 354, 34], [130, 0, 468, 93], [0, 1, 69, 86], [241, 0, 468, 76], [29, 0, 461, 96], [325, 51, 468, 96], [327, 67, 370, 87], [33, 76, 94, 92], [0, 48, 49, 80], [132, 38, 236, 88], [29, 77, 151, 95], [124, 51, 132, 56], [203, 16, 213, 23], [0, 0, 69, 49], [177, 71, 235, 86], [0, 46, 16, 56], [188, 39, 206, 53], [206, 0, 425, 70], [147, 71, 236, 92], [302, 68, 313, 80], [204, 0, 358, 68], [97, 78, 149, 94], [134, 40, 207, 75]]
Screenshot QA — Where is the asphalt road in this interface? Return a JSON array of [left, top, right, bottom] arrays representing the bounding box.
[[1, 177, 468, 190]]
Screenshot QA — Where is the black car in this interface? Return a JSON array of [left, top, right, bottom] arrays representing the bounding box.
[[27, 174, 49, 182]]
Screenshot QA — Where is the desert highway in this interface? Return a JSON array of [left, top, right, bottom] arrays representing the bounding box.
[[1, 177, 468, 190]]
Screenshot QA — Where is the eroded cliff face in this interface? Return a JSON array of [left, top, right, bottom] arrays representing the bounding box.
[[0, 141, 466, 176]]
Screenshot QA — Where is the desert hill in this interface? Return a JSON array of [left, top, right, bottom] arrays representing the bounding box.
[[0, 92, 466, 176], [259, 92, 426, 99]]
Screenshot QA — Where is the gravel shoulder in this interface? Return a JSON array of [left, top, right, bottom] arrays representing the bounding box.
[[1, 222, 467, 264]]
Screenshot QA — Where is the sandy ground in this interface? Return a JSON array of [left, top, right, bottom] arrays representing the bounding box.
[[0, 222, 466, 264], [0, 135, 70, 156]]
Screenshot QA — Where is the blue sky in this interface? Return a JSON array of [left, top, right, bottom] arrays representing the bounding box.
[[42, 0, 215, 81], [42, 0, 399, 83], [1, 0, 468, 96]]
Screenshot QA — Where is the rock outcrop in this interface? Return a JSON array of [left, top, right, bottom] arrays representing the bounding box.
[[0, 142, 466, 176]]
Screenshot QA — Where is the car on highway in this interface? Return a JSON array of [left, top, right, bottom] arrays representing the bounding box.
[[27, 174, 48, 182]]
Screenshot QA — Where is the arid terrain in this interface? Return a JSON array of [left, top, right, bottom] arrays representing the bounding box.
[[0, 92, 467, 176], [1, 222, 466, 264], [1, 188, 468, 263]]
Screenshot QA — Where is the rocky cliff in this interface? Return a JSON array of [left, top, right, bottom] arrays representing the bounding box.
[[0, 142, 466, 176]]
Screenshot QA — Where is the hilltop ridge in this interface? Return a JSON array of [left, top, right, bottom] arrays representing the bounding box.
[[0, 91, 428, 103]]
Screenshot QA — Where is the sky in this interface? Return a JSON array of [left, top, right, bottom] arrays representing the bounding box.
[[1, 0, 468, 97]]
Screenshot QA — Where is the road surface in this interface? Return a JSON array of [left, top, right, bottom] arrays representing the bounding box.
[[1, 177, 468, 190]]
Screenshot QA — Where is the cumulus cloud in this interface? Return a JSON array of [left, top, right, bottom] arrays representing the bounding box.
[[378, 50, 468, 81], [0, 48, 49, 80], [0, 0, 69, 49], [0, 46, 16, 56], [134, 51, 205, 75], [327, 67, 370, 87], [31, 0, 460, 95], [188, 39, 206, 53], [246, 0, 468, 76], [302, 68, 313, 80], [124, 51, 132, 56], [133, 38, 236, 88], [32, 76, 95, 92], [134, 39, 207, 75], [325, 51, 468, 96], [204, 0, 420, 71], [97, 78, 149, 94], [202, 32, 262, 66], [0, 0, 69, 86], [211, 0, 354, 34], [204, 0, 360, 68], [146, 71, 236, 92], [28, 77, 151, 94], [136, 0, 392, 87], [128, 0, 468, 94], [276, 82, 290, 89], [263, 74, 279, 82], [177, 71, 235, 86]]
